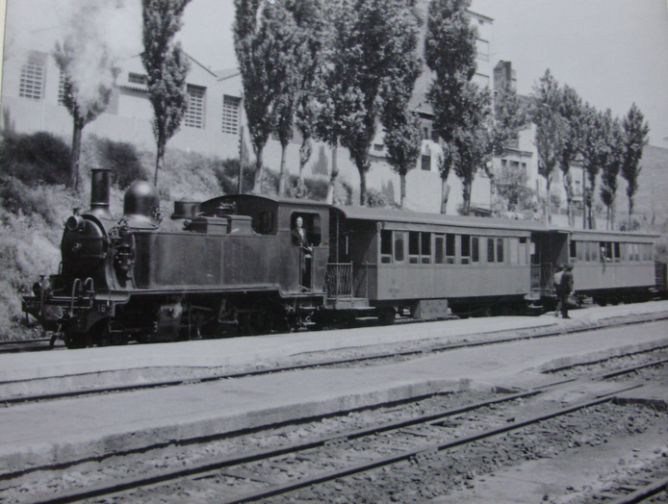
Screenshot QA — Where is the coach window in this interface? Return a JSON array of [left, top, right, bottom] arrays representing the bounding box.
[[394, 232, 405, 262], [509, 238, 518, 264], [409, 231, 420, 264], [614, 242, 621, 262], [461, 235, 471, 265], [445, 234, 455, 264], [421, 232, 432, 264], [380, 230, 392, 264], [519, 237, 528, 265], [589, 242, 597, 262], [570, 240, 577, 262], [435, 234, 445, 264], [471, 236, 480, 263], [497, 238, 505, 263], [487, 237, 495, 263]]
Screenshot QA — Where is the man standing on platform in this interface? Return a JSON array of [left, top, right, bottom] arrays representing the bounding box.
[[558, 264, 574, 319]]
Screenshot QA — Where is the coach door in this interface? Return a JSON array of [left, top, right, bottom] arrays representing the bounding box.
[[530, 231, 569, 296]]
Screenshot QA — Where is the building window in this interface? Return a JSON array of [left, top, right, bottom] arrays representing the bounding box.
[[373, 143, 384, 151], [58, 72, 67, 106], [421, 155, 431, 171], [19, 54, 46, 101], [423, 127, 429, 140], [476, 39, 489, 62], [431, 130, 439, 142], [128, 73, 148, 85], [222, 94, 241, 134], [185, 84, 206, 128]]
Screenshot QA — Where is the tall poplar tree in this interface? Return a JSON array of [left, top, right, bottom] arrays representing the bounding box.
[[270, 1, 304, 197], [327, 0, 421, 205], [380, 0, 423, 209], [293, 0, 325, 195], [141, 0, 191, 186], [315, 0, 354, 204], [383, 110, 422, 208], [557, 84, 584, 226], [621, 103, 649, 222], [600, 114, 624, 229], [424, 0, 477, 213], [234, 0, 282, 194], [530, 70, 566, 223], [580, 104, 607, 228]]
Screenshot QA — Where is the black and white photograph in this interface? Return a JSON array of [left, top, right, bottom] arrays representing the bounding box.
[[1, 0, 668, 502]]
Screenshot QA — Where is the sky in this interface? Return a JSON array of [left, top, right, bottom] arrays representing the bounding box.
[[2, 0, 668, 145]]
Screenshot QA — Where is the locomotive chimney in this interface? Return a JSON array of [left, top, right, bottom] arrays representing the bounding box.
[[89, 167, 112, 219]]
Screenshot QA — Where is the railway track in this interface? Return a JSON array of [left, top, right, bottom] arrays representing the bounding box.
[[4, 356, 668, 504], [0, 338, 62, 354], [2, 314, 668, 408]]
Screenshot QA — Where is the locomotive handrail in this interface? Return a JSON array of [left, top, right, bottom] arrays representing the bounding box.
[[325, 262, 353, 298], [69, 278, 81, 317]]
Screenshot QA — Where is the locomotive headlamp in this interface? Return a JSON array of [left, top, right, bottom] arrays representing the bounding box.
[[66, 215, 84, 231]]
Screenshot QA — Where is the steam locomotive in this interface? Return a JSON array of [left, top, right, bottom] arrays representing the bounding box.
[[23, 169, 666, 349]]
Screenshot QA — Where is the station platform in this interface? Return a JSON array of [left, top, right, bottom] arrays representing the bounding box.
[[1, 301, 668, 474]]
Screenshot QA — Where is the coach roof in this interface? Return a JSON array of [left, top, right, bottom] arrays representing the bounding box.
[[332, 205, 550, 232]]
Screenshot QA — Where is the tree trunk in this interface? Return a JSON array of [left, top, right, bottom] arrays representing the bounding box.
[[70, 119, 84, 192], [440, 181, 450, 214], [563, 171, 573, 227], [278, 141, 288, 197], [154, 138, 165, 187], [359, 167, 367, 206], [299, 135, 312, 185], [400, 174, 406, 209], [252, 148, 263, 195], [462, 178, 472, 216], [326, 145, 338, 205], [545, 177, 551, 224], [628, 195, 634, 223]]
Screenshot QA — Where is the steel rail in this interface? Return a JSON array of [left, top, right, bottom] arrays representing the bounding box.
[[3, 315, 668, 406], [601, 356, 668, 379], [604, 474, 668, 504]]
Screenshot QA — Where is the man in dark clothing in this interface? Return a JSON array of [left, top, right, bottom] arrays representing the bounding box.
[[558, 263, 574, 319], [553, 265, 564, 317], [292, 216, 313, 289]]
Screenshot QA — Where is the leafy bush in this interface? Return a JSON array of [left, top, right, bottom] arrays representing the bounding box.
[[96, 138, 148, 190], [212, 158, 256, 195], [0, 131, 71, 186], [285, 175, 329, 201], [0, 176, 67, 225]]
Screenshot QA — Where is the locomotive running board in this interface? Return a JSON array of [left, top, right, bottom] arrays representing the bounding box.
[[324, 297, 370, 310]]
